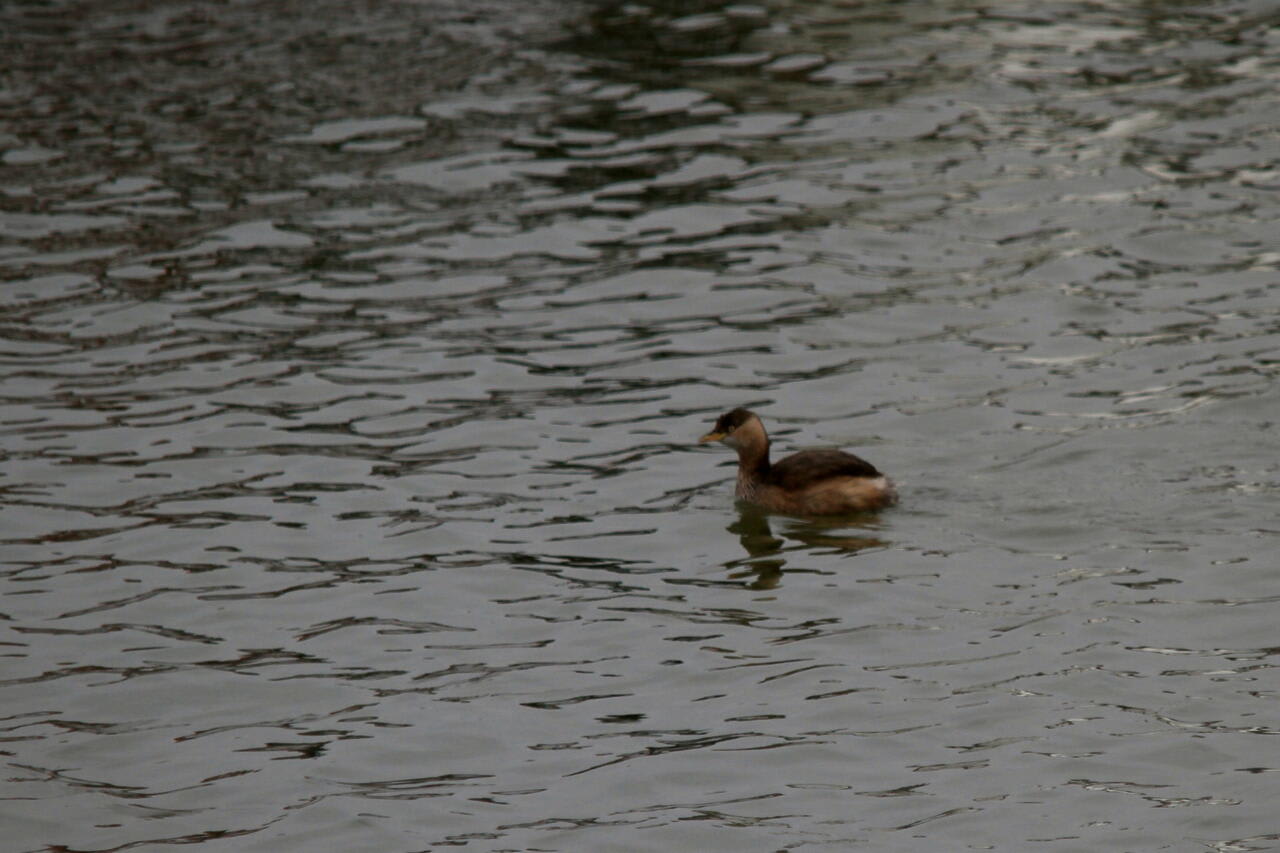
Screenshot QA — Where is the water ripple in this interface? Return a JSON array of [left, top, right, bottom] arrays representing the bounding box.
[[3, 0, 1279, 851]]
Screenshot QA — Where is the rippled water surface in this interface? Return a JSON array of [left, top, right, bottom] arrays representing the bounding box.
[[4, 1, 1280, 850]]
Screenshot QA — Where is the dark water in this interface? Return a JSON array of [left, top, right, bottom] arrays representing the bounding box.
[[3, 0, 1279, 850]]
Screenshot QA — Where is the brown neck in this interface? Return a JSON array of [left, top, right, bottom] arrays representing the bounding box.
[[737, 438, 771, 477]]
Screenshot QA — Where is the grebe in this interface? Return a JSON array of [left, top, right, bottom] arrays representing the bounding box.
[[700, 408, 896, 515]]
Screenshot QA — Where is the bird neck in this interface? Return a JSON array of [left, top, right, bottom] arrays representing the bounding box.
[[737, 437, 771, 477]]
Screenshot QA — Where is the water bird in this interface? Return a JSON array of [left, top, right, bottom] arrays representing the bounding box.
[[700, 408, 897, 515]]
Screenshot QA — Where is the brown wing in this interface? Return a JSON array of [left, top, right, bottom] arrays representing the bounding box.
[[767, 449, 882, 488]]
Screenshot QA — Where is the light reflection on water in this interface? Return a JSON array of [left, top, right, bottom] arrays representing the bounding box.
[[3, 0, 1279, 850]]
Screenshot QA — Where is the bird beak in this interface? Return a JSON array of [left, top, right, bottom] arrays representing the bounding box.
[[699, 431, 725, 444]]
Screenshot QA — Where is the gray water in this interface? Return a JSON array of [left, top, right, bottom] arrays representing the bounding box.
[[3, 1, 1278, 850]]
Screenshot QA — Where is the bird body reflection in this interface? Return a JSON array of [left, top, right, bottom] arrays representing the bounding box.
[[726, 504, 889, 589]]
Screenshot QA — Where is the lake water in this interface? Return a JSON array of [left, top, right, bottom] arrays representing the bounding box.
[[3, 1, 1279, 850]]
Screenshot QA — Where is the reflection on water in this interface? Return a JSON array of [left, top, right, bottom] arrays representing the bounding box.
[[3, 0, 1280, 850], [728, 506, 787, 589], [724, 505, 888, 589]]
